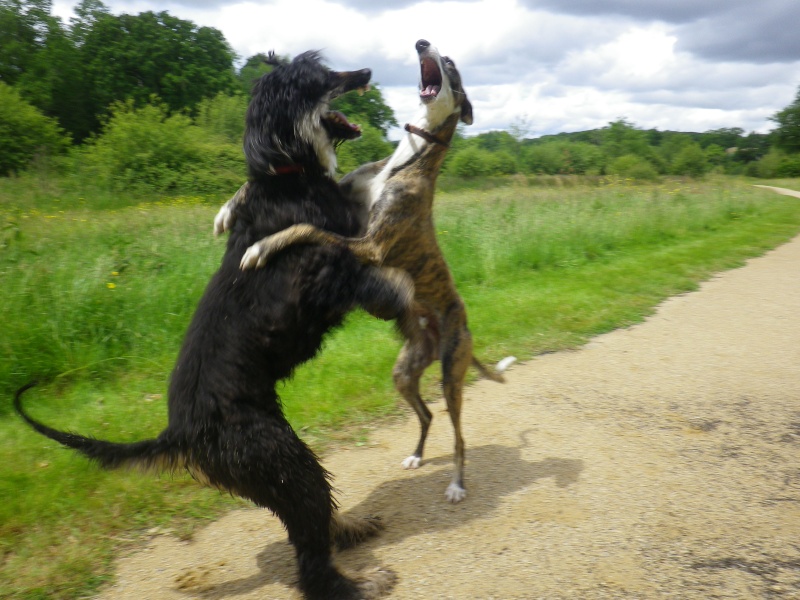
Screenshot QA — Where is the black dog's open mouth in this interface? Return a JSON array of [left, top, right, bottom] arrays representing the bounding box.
[[420, 57, 442, 102], [323, 110, 362, 141]]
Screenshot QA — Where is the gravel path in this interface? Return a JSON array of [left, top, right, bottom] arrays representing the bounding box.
[[97, 188, 800, 600]]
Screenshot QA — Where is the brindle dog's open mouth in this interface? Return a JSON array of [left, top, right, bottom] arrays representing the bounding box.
[[420, 56, 442, 102]]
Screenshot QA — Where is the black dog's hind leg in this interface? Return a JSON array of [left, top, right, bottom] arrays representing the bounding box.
[[222, 415, 394, 600]]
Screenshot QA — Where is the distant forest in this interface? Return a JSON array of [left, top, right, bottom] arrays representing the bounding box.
[[2, 0, 800, 190]]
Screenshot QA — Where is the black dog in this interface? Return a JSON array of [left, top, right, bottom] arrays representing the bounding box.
[[15, 52, 416, 600]]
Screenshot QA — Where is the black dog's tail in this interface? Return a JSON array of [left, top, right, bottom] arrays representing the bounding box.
[[14, 382, 184, 473]]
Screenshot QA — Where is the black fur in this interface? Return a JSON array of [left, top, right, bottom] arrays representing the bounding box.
[[245, 50, 370, 179], [15, 52, 407, 600]]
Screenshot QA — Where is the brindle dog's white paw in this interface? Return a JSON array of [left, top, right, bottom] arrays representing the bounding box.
[[401, 455, 421, 470], [445, 482, 466, 503], [240, 242, 265, 270], [213, 203, 236, 236]]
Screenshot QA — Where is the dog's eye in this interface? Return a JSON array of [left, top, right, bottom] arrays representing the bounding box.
[[444, 57, 454, 66]]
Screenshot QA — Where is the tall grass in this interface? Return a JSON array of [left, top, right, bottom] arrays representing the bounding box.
[[438, 178, 760, 284], [0, 195, 222, 403], [2, 176, 800, 598]]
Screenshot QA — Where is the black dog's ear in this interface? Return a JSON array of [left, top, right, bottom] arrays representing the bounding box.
[[460, 97, 474, 125], [264, 51, 289, 67]]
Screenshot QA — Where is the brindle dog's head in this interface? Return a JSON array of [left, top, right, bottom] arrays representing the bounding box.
[[244, 51, 371, 178], [416, 39, 473, 128]]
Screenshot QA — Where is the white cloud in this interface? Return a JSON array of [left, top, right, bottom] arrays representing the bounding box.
[[588, 26, 677, 80], [51, 0, 800, 138]]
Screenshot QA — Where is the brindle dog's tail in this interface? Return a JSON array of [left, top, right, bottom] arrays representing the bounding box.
[[14, 382, 183, 473], [472, 355, 516, 383]]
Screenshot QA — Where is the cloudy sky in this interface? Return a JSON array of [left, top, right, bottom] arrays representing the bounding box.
[[52, 0, 800, 140]]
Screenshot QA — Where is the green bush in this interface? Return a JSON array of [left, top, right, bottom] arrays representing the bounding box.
[[447, 147, 510, 177], [777, 155, 800, 177], [194, 92, 248, 144], [521, 144, 563, 174], [704, 143, 727, 167], [487, 150, 518, 175], [0, 83, 70, 176], [607, 154, 660, 181], [750, 149, 800, 178], [671, 143, 709, 177], [519, 142, 604, 175], [77, 99, 244, 193]]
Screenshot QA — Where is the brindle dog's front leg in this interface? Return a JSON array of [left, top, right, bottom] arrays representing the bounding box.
[[239, 187, 415, 270], [239, 225, 382, 270]]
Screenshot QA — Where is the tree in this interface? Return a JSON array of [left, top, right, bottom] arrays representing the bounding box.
[[733, 131, 771, 163], [475, 130, 519, 154], [78, 10, 237, 138], [68, 0, 108, 46], [0, 0, 83, 128], [658, 132, 693, 165], [771, 85, 800, 153], [15, 13, 88, 139], [0, 0, 53, 86], [600, 119, 650, 158], [701, 127, 744, 150]]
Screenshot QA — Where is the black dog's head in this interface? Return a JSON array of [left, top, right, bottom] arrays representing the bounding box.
[[416, 39, 473, 128], [244, 51, 371, 179]]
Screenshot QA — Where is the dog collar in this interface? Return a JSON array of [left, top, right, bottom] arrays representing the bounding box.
[[404, 123, 450, 148], [271, 164, 305, 175]]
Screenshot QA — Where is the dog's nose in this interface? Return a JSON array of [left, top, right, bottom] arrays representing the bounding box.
[[416, 39, 430, 53]]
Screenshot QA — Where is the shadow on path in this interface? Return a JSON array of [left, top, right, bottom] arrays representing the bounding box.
[[183, 441, 584, 598]]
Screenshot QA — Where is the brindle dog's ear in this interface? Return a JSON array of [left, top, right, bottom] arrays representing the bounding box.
[[460, 97, 474, 125]]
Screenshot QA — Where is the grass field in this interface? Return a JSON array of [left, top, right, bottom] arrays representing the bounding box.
[[2, 175, 800, 598]]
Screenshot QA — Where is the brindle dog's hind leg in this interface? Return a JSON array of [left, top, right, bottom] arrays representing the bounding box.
[[393, 336, 437, 471], [439, 302, 474, 503]]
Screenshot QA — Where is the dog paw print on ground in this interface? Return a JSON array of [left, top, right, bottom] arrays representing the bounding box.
[[174, 562, 227, 593]]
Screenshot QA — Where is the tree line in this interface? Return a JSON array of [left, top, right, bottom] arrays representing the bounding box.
[[2, 0, 800, 188], [445, 118, 799, 180]]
